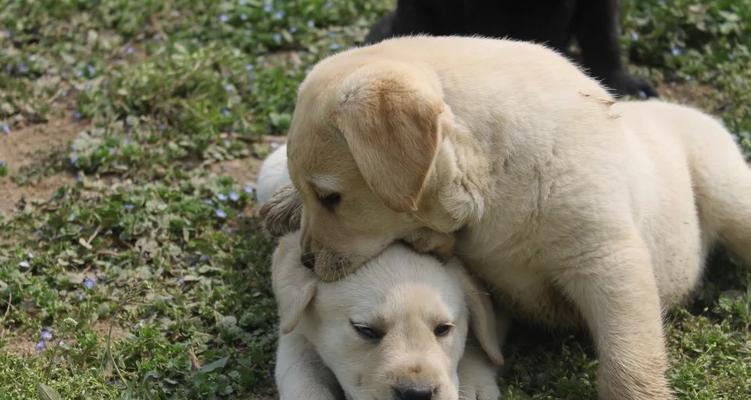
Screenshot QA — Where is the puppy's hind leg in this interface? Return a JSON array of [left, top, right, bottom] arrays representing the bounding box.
[[555, 234, 674, 400], [689, 119, 751, 265]]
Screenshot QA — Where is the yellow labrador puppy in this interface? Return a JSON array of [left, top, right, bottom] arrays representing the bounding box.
[[268, 36, 751, 399], [272, 232, 504, 400]]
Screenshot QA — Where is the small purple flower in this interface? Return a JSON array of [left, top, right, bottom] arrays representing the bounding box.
[[35, 340, 46, 351], [17, 63, 29, 74], [289, 26, 298, 34], [329, 43, 341, 51], [671, 46, 683, 56], [630, 32, 639, 42], [307, 20, 315, 29], [273, 33, 282, 44], [126, 47, 135, 55], [263, 0, 273, 12], [240, 13, 248, 21], [219, 14, 230, 23], [246, 64, 255, 72], [215, 208, 227, 219], [75, 69, 84, 78], [221, 107, 231, 117], [124, 203, 135, 210], [229, 191, 240, 201], [273, 11, 285, 20], [217, 193, 228, 202], [243, 184, 255, 195], [0, 160, 6, 168], [224, 83, 236, 92], [69, 155, 79, 166], [2, 121, 10, 135], [83, 276, 97, 289], [204, 199, 214, 206], [19, 260, 30, 269], [72, 111, 82, 120], [40, 328, 53, 341], [86, 64, 96, 76]]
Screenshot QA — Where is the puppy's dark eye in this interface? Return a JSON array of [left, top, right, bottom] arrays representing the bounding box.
[[319, 192, 341, 210], [434, 323, 454, 337], [351, 322, 384, 341]]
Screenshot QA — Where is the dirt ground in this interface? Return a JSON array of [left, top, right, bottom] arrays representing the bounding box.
[[0, 117, 83, 214], [0, 116, 284, 215]]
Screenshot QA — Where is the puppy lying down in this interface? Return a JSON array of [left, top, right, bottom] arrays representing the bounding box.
[[271, 232, 503, 400], [258, 148, 506, 400]]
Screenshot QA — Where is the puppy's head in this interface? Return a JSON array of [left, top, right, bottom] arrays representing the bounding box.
[[287, 56, 453, 280], [272, 232, 503, 400]]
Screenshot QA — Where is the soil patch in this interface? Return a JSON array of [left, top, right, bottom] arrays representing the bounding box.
[[208, 135, 285, 186], [0, 118, 85, 213]]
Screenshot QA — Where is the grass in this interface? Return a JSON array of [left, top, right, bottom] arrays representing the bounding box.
[[0, 0, 749, 399]]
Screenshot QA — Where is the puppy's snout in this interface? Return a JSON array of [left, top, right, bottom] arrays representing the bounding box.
[[393, 385, 434, 400], [300, 252, 316, 270]]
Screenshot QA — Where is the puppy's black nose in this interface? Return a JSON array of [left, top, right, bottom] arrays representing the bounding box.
[[300, 252, 316, 270], [393, 385, 433, 400]]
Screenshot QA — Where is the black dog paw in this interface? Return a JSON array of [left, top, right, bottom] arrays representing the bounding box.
[[603, 70, 658, 99]]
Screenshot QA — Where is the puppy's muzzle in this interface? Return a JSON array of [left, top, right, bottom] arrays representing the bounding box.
[[393, 385, 435, 400]]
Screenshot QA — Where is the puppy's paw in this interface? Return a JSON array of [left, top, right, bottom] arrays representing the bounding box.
[[259, 185, 302, 237], [603, 70, 658, 99], [459, 378, 501, 400], [458, 344, 502, 400], [402, 228, 455, 260]]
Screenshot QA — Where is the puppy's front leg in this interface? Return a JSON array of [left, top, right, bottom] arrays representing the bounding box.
[[556, 238, 673, 400], [458, 341, 501, 400], [276, 332, 343, 400]]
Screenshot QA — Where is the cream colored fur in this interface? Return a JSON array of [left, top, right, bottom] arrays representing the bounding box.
[[272, 232, 505, 400], [280, 36, 751, 399]]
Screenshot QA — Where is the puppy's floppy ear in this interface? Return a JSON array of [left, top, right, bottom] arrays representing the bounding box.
[[447, 261, 504, 366], [259, 185, 302, 237], [335, 61, 446, 212], [271, 232, 317, 334]]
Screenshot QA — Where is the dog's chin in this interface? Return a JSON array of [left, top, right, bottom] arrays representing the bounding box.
[[313, 249, 370, 282]]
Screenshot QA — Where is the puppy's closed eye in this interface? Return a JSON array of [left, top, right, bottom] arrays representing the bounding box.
[[351, 321, 385, 341]]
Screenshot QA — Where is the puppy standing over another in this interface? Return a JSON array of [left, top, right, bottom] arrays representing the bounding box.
[[271, 36, 751, 399], [258, 147, 507, 400]]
